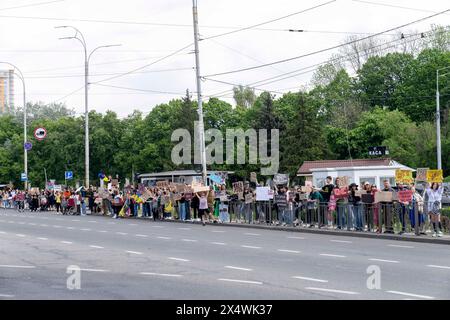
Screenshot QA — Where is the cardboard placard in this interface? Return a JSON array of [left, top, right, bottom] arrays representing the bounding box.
[[415, 168, 428, 182], [301, 186, 313, 193], [193, 186, 209, 193], [256, 187, 270, 201], [232, 182, 244, 194], [250, 172, 257, 183], [361, 193, 374, 204], [273, 173, 289, 185], [274, 194, 287, 208], [111, 179, 119, 187], [245, 193, 253, 204], [374, 191, 393, 203], [395, 170, 413, 184], [30, 188, 40, 195], [298, 193, 308, 201], [156, 180, 169, 188], [337, 176, 350, 188], [426, 170, 443, 183], [398, 190, 413, 202]]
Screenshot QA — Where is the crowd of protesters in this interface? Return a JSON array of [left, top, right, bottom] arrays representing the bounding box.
[[0, 176, 447, 237]]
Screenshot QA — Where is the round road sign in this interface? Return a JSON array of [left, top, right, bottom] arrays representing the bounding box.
[[34, 127, 47, 140]]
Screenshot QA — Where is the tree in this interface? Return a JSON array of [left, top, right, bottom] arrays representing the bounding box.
[[233, 85, 256, 108]]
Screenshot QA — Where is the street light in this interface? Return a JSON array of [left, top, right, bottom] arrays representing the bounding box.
[[55, 26, 121, 187], [436, 66, 450, 170], [0, 62, 27, 190]]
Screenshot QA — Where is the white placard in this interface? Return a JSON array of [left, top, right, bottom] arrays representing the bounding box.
[[256, 187, 270, 201]]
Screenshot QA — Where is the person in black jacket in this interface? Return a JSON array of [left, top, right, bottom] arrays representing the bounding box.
[[348, 183, 363, 231], [191, 193, 199, 221]]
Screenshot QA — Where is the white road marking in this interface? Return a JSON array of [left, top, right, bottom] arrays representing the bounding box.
[[88, 221, 97, 223], [116, 232, 128, 235], [218, 278, 262, 285], [29, 223, 37, 226], [277, 249, 301, 254], [211, 230, 225, 233], [98, 230, 108, 233], [211, 242, 227, 245], [40, 224, 48, 227], [126, 251, 143, 255], [426, 265, 450, 270], [369, 258, 400, 263], [292, 276, 328, 283], [168, 257, 190, 262], [181, 239, 198, 242], [178, 227, 191, 230], [157, 236, 171, 240], [37, 237, 48, 240], [224, 266, 253, 271], [330, 239, 352, 243], [319, 253, 346, 258], [386, 291, 434, 299], [89, 245, 104, 249], [244, 233, 260, 236], [306, 287, 359, 295], [387, 244, 414, 248], [71, 219, 80, 222], [81, 228, 91, 231], [135, 234, 148, 237], [0, 265, 36, 269], [15, 234, 26, 237], [53, 225, 62, 228], [0, 231, 6, 234], [140, 272, 182, 277], [66, 227, 75, 230], [61, 241, 73, 244], [241, 245, 261, 249], [0, 294, 14, 298], [7, 221, 14, 223], [79, 268, 109, 273]]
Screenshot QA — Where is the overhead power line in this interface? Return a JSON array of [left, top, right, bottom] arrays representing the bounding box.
[[200, 0, 337, 41], [352, 0, 450, 15], [202, 9, 450, 78], [91, 83, 189, 96], [0, 0, 65, 11]]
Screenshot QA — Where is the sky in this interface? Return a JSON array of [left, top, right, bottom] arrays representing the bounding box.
[[0, 0, 448, 118]]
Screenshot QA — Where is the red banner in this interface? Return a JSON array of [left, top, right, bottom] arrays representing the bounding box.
[[397, 190, 413, 202]]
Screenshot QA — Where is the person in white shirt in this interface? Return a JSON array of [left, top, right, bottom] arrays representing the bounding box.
[[425, 182, 444, 237]]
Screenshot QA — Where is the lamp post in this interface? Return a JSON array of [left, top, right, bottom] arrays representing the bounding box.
[[0, 62, 27, 189], [436, 66, 450, 170], [56, 26, 121, 187]]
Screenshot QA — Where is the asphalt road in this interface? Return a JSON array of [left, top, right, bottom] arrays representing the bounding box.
[[0, 208, 449, 300]]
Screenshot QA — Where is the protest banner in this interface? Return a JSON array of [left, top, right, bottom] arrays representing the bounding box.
[[426, 169, 443, 183], [245, 193, 254, 204], [273, 173, 289, 185], [395, 169, 413, 184], [415, 168, 428, 182], [398, 190, 413, 202], [193, 185, 209, 193], [232, 181, 244, 194], [256, 187, 270, 201], [374, 191, 393, 203], [53, 185, 62, 192]]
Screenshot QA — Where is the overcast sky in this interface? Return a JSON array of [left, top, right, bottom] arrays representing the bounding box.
[[0, 0, 448, 117]]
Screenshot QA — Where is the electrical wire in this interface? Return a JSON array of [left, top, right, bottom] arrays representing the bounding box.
[[0, 0, 65, 11], [351, 0, 450, 15], [202, 9, 449, 78]]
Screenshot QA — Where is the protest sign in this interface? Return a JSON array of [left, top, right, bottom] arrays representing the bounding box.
[[111, 179, 119, 187], [193, 185, 209, 193], [297, 193, 308, 200], [97, 187, 110, 199], [250, 172, 257, 183], [256, 187, 270, 201], [209, 174, 224, 185], [274, 194, 287, 209], [53, 185, 62, 192], [337, 177, 350, 188], [333, 187, 348, 199], [395, 170, 413, 184], [374, 191, 393, 203], [245, 193, 254, 204], [301, 186, 313, 193], [398, 190, 413, 202], [232, 182, 244, 194], [273, 173, 289, 185], [415, 168, 428, 182], [426, 170, 443, 183], [157, 180, 169, 188]]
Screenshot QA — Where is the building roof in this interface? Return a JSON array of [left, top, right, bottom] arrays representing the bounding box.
[[297, 158, 409, 175]]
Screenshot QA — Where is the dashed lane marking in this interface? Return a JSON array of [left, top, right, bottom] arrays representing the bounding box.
[[168, 257, 190, 262], [319, 253, 346, 258], [386, 291, 434, 299], [140, 272, 182, 277], [217, 278, 262, 285], [305, 287, 359, 295], [224, 266, 253, 271], [292, 276, 328, 283], [369, 258, 400, 263]]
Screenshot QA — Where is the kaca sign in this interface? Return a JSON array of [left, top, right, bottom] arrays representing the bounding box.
[[368, 146, 389, 156]]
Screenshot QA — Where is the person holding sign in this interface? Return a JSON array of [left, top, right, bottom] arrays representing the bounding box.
[[425, 182, 444, 237], [381, 180, 394, 234], [196, 190, 209, 226], [406, 184, 425, 234]]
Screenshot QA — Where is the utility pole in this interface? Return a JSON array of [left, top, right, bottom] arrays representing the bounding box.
[[436, 69, 441, 170], [192, 0, 208, 185]]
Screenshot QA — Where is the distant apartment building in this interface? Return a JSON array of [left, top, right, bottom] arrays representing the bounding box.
[[0, 70, 14, 114]]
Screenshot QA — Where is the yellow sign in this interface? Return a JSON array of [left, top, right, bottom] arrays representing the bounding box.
[[395, 170, 413, 184], [426, 170, 443, 183]]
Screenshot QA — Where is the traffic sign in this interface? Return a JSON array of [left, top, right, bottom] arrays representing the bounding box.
[[65, 171, 73, 180], [20, 173, 27, 181], [34, 127, 47, 140], [24, 141, 32, 151]]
